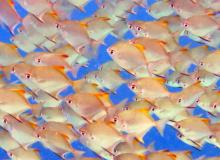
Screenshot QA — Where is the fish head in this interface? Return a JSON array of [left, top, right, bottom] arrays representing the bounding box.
[[127, 81, 140, 94], [203, 135, 220, 148]]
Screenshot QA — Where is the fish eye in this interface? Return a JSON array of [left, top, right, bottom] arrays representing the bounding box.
[[123, 106, 129, 110], [178, 98, 182, 103], [175, 123, 181, 129], [170, 3, 174, 8], [36, 133, 41, 138], [177, 133, 183, 138], [101, 4, 105, 8], [25, 73, 31, 79], [113, 116, 118, 123], [66, 99, 72, 104], [196, 99, 200, 103], [35, 58, 41, 63], [200, 62, 204, 66], [42, 126, 46, 130], [110, 49, 114, 55], [136, 26, 142, 31], [209, 135, 213, 139], [212, 103, 217, 109], [80, 129, 86, 136], [11, 66, 15, 73], [8, 152, 13, 157], [3, 118, 7, 124], [130, 83, 136, 90], [56, 23, 61, 29], [128, 24, 132, 29], [197, 76, 200, 80]]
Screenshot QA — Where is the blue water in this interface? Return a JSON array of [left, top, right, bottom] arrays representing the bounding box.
[[0, 0, 220, 159]]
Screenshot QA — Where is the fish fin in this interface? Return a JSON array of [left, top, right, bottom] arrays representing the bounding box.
[[201, 118, 210, 124], [167, 152, 177, 160], [153, 77, 166, 84], [133, 43, 145, 53], [155, 119, 167, 136]]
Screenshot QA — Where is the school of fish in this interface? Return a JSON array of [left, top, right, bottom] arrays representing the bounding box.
[[0, 0, 220, 159]]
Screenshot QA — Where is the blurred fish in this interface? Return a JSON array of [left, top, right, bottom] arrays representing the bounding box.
[[200, 51, 220, 76], [107, 41, 150, 78], [0, 0, 21, 34], [170, 83, 204, 107], [182, 15, 219, 38], [2, 114, 38, 147], [129, 37, 169, 62], [15, 0, 52, 18], [64, 93, 107, 121], [0, 128, 21, 151], [147, 1, 174, 19], [8, 147, 40, 160], [0, 42, 22, 66], [127, 77, 169, 102]]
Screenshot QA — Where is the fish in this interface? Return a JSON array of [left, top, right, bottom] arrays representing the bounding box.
[[2, 114, 38, 147], [15, 0, 52, 18], [64, 93, 107, 121], [40, 107, 67, 123], [37, 121, 78, 143], [200, 51, 220, 76], [0, 42, 22, 66], [146, 151, 178, 160], [13, 65, 72, 98], [127, 77, 169, 102], [170, 83, 204, 107], [182, 15, 219, 38], [107, 41, 150, 78], [147, 1, 174, 19], [34, 128, 82, 159], [56, 20, 95, 53], [83, 17, 114, 41], [7, 147, 41, 160], [79, 121, 124, 159], [128, 21, 179, 51], [114, 153, 144, 160], [0, 0, 21, 34], [169, 0, 213, 18], [152, 97, 189, 121], [85, 63, 126, 91], [24, 52, 80, 76], [168, 117, 212, 143], [129, 37, 169, 62], [111, 108, 164, 141], [0, 128, 21, 151]]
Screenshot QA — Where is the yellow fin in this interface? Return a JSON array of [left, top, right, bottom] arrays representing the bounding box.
[[133, 43, 145, 53]]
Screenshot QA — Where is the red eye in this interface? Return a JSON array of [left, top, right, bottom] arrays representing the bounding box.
[[113, 116, 118, 123], [37, 134, 40, 138], [176, 124, 181, 129], [3, 118, 7, 124], [80, 129, 86, 136], [130, 84, 136, 90], [137, 26, 142, 31], [36, 58, 41, 63], [67, 99, 72, 104], [170, 3, 174, 8], [12, 66, 15, 72], [200, 62, 204, 66], [110, 49, 114, 55], [212, 104, 217, 109], [25, 73, 31, 79], [8, 152, 13, 157]]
